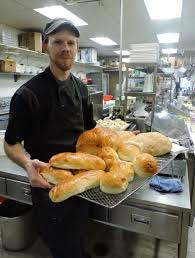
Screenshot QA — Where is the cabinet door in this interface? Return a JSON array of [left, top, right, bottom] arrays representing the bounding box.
[[109, 204, 179, 243], [6, 179, 32, 205], [0, 177, 6, 195]]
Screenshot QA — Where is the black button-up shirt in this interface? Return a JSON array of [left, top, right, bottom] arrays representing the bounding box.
[[5, 67, 96, 161]]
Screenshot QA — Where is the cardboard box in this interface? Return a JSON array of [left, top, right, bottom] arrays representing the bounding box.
[[18, 32, 42, 52], [18, 33, 27, 48], [0, 59, 16, 72]]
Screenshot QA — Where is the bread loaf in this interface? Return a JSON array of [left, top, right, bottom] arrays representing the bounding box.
[[39, 165, 73, 185], [49, 170, 105, 202], [133, 153, 158, 177], [97, 147, 119, 171], [100, 172, 128, 194], [109, 161, 134, 182], [76, 127, 120, 150], [129, 132, 172, 156], [117, 143, 142, 162], [76, 144, 102, 156], [49, 152, 106, 171], [116, 131, 136, 143]]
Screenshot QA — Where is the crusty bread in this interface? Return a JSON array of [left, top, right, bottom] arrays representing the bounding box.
[[49, 170, 105, 202], [76, 144, 102, 156], [97, 147, 119, 171], [76, 127, 120, 150], [49, 152, 106, 171], [109, 161, 134, 182], [129, 132, 172, 156], [133, 153, 158, 177], [116, 131, 136, 143], [100, 172, 128, 194], [39, 165, 73, 185], [117, 143, 142, 162]]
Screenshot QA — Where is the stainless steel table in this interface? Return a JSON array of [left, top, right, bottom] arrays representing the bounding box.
[[0, 155, 191, 258]]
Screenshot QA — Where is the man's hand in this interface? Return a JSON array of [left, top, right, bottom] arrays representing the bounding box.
[[25, 159, 52, 189]]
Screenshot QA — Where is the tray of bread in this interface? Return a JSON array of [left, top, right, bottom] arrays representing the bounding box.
[[39, 127, 179, 208]]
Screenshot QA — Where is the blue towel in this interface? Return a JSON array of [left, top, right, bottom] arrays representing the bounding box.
[[149, 176, 183, 193]]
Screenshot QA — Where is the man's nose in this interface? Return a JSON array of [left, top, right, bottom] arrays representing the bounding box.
[[61, 42, 70, 51]]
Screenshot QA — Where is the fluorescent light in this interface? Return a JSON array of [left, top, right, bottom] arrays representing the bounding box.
[[90, 37, 117, 46], [162, 48, 177, 54], [144, 0, 183, 20], [34, 5, 87, 26], [114, 50, 130, 56], [157, 33, 180, 43]]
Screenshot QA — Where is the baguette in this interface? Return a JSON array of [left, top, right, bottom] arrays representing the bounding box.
[[49, 170, 105, 202], [39, 165, 73, 185], [97, 147, 119, 171], [49, 152, 106, 171]]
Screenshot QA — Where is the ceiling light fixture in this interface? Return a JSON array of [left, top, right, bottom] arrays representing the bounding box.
[[144, 0, 183, 20], [157, 33, 180, 44], [114, 50, 130, 56], [162, 48, 177, 54], [34, 5, 88, 26], [90, 37, 117, 46]]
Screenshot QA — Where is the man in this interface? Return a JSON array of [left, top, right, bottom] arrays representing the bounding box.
[[4, 18, 96, 258]]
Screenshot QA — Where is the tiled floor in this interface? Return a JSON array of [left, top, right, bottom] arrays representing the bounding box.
[[0, 219, 195, 258]]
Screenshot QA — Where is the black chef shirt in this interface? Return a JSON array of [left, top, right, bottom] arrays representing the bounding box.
[[5, 67, 96, 162]]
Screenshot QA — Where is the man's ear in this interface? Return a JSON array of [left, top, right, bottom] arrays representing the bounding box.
[[43, 43, 49, 54]]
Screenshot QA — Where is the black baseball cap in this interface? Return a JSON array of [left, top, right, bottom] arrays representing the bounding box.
[[43, 18, 80, 40]]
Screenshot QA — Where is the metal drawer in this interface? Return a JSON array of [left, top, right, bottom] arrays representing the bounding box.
[[6, 179, 32, 205], [109, 204, 179, 243], [0, 177, 6, 195]]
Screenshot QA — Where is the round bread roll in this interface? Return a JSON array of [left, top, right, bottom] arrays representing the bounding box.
[[117, 131, 136, 143], [39, 165, 73, 185], [49, 170, 105, 203], [109, 161, 134, 182], [100, 172, 128, 194], [133, 153, 158, 177], [97, 147, 119, 171], [129, 132, 172, 156], [117, 143, 142, 162], [49, 152, 106, 171], [76, 127, 120, 150], [76, 144, 102, 156]]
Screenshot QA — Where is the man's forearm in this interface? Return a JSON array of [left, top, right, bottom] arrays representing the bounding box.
[[4, 141, 31, 169]]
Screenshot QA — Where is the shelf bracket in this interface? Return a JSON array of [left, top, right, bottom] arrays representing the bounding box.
[[14, 74, 21, 82]]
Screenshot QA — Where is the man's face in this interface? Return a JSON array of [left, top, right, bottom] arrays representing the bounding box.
[[44, 30, 78, 72]]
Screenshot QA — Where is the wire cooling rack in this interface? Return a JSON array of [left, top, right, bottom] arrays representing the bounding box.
[[78, 153, 178, 208]]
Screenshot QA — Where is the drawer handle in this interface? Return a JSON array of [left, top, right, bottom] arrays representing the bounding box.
[[131, 214, 151, 226], [22, 187, 31, 196]]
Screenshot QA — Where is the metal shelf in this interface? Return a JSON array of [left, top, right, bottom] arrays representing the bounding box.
[[0, 72, 35, 82], [124, 91, 156, 97], [0, 43, 47, 58], [0, 44, 103, 69]]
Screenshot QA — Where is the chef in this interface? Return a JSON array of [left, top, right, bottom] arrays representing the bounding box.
[[4, 18, 95, 258]]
